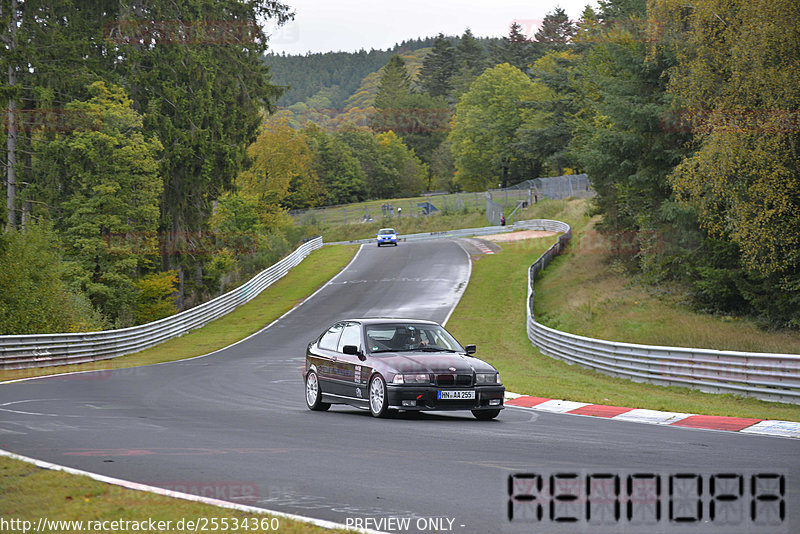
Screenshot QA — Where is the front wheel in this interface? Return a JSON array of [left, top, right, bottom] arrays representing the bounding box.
[[369, 375, 390, 417], [472, 409, 501, 420], [305, 371, 330, 411]]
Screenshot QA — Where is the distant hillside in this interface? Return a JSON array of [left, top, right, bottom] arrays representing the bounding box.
[[265, 35, 495, 109]]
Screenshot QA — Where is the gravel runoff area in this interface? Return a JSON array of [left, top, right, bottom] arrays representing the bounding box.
[[481, 229, 558, 242]]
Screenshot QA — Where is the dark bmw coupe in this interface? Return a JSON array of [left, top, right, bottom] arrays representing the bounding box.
[[304, 318, 504, 419]]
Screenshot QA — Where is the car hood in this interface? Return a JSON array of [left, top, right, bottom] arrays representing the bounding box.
[[373, 352, 497, 374]]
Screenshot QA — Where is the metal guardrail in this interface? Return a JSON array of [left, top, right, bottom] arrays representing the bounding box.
[[5, 220, 798, 403], [524, 223, 800, 404], [0, 238, 323, 371]]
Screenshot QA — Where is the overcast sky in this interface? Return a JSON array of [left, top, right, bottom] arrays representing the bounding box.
[[266, 0, 596, 55]]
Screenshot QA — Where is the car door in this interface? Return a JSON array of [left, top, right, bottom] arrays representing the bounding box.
[[311, 322, 345, 396], [335, 322, 369, 401]]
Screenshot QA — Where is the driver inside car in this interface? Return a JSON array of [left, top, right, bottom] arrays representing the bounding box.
[[406, 329, 429, 350]]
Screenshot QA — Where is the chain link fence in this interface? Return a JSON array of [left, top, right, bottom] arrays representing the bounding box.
[[289, 174, 594, 228]]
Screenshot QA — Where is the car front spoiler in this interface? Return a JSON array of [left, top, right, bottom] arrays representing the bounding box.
[[386, 385, 505, 411]]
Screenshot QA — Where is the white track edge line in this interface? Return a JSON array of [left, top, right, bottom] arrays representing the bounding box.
[[0, 244, 387, 532], [0, 449, 383, 534], [442, 241, 473, 327]]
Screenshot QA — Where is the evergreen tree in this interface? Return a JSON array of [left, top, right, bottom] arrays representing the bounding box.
[[489, 22, 536, 72], [418, 33, 457, 98], [458, 28, 486, 74], [573, 5, 603, 52], [453, 28, 487, 96], [32, 82, 163, 326], [596, 0, 646, 22], [533, 7, 576, 52], [371, 53, 448, 170], [305, 126, 368, 205], [516, 51, 580, 176], [373, 55, 413, 110], [119, 0, 291, 306]]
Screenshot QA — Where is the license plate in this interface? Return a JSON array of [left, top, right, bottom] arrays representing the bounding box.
[[438, 390, 475, 400]]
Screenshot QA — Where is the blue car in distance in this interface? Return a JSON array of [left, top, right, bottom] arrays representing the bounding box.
[[376, 228, 398, 247]]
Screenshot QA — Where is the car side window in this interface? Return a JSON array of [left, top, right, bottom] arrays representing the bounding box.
[[318, 323, 344, 351], [337, 323, 363, 353]]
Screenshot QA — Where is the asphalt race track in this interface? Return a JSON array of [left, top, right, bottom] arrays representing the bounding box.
[[1, 239, 798, 534]]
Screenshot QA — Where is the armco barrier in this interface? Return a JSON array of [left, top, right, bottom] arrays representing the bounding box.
[[525, 223, 800, 404], [0, 238, 323, 370]]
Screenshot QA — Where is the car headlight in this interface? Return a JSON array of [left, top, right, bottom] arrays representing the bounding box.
[[475, 372, 500, 384], [392, 373, 431, 384]]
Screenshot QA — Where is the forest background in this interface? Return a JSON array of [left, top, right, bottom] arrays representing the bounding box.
[[1, 0, 798, 335]]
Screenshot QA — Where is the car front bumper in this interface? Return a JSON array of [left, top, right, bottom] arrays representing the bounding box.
[[386, 384, 505, 411]]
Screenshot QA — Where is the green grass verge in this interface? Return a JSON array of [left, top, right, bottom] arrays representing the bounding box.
[[318, 197, 573, 244], [0, 245, 359, 531], [0, 245, 358, 383], [535, 224, 800, 355], [445, 200, 800, 421], [0, 456, 353, 534]]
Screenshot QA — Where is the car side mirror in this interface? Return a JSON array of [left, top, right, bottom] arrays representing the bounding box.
[[465, 344, 477, 355], [343, 345, 365, 360]]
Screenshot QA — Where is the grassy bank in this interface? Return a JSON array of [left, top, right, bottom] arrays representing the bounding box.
[[0, 456, 352, 534], [445, 200, 800, 421], [536, 221, 800, 354], [1, 244, 360, 531], [0, 245, 358, 383], [318, 197, 573, 243]]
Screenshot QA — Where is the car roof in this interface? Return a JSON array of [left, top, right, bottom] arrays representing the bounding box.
[[336, 317, 440, 326], [378, 228, 396, 232]]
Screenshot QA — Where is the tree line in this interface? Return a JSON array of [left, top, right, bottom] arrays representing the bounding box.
[[438, 0, 798, 329], [0, 0, 295, 333], [2, 0, 798, 333], [272, 0, 799, 329]]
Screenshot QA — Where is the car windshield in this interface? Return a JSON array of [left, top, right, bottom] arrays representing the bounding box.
[[366, 323, 464, 354], [378, 229, 395, 235]]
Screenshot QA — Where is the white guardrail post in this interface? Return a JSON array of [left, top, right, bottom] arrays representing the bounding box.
[[0, 237, 323, 371], [523, 222, 800, 405]]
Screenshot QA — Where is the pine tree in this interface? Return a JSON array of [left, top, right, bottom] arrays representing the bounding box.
[[371, 55, 415, 135], [452, 28, 486, 96], [373, 55, 413, 110], [418, 33, 457, 98], [534, 7, 576, 51], [489, 22, 535, 72], [458, 28, 485, 73]]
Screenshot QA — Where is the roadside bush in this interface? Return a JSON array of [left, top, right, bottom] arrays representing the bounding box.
[[0, 225, 107, 334]]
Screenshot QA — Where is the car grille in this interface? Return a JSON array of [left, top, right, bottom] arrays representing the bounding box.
[[435, 374, 473, 387]]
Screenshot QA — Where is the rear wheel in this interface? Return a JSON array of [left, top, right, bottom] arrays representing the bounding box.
[[305, 371, 330, 411], [472, 409, 501, 420], [369, 375, 389, 417]]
